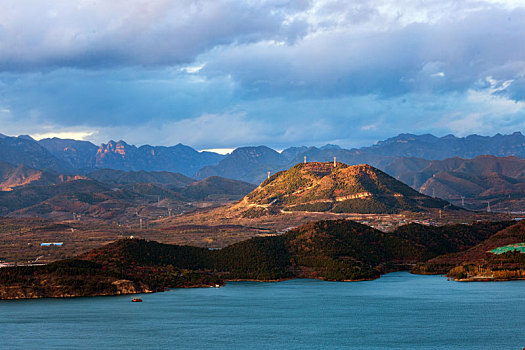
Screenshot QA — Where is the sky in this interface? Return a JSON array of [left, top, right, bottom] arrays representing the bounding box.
[[0, 0, 524, 150]]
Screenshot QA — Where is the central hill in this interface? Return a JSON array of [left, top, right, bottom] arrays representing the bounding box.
[[238, 162, 451, 214]]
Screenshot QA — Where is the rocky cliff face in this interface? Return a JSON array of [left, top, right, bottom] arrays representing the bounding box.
[[38, 138, 99, 169], [95, 140, 224, 176]]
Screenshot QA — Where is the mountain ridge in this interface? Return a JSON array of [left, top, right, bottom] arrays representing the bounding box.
[[197, 132, 525, 184], [1, 131, 524, 183]]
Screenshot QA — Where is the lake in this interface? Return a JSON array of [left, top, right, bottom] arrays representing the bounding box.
[[1, 272, 524, 349]]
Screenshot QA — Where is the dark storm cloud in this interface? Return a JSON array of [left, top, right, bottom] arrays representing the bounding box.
[[202, 7, 525, 99], [0, 0, 524, 148], [0, 0, 309, 71]]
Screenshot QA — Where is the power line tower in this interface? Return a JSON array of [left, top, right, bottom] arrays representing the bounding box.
[[333, 157, 337, 167], [304, 156, 307, 164], [267, 171, 271, 179]]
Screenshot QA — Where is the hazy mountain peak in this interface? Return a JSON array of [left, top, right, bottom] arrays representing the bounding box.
[[232, 145, 277, 153], [320, 144, 341, 150]]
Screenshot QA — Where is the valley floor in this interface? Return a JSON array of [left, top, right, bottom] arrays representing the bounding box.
[[0, 207, 512, 265]]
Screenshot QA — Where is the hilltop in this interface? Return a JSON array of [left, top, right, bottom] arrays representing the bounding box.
[[0, 160, 83, 191], [238, 162, 451, 215]]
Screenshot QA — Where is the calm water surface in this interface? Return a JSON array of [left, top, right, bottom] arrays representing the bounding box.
[[1, 272, 524, 349]]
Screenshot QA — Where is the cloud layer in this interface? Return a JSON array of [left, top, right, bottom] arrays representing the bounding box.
[[0, 0, 524, 148]]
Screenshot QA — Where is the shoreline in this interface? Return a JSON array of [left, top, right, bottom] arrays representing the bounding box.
[[6, 271, 525, 301]]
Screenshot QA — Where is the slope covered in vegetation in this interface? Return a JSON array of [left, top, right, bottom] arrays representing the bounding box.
[[1, 219, 512, 299], [240, 162, 451, 214], [414, 220, 525, 280]]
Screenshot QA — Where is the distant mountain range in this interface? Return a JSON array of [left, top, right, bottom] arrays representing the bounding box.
[[94, 140, 224, 175], [0, 131, 524, 211], [0, 136, 71, 172], [0, 135, 224, 176], [363, 132, 525, 159], [196, 132, 525, 184], [0, 132, 524, 181]]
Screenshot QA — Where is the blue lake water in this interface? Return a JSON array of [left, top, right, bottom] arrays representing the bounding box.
[[1, 272, 524, 349]]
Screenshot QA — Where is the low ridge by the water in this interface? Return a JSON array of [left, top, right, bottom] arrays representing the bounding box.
[[1, 272, 525, 349]]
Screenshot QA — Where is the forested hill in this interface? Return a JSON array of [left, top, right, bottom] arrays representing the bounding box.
[[415, 220, 525, 280], [0, 219, 513, 299]]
